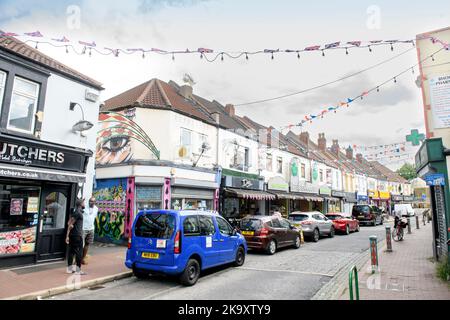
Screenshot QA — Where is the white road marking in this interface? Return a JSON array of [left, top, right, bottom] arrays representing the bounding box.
[[237, 266, 334, 277]]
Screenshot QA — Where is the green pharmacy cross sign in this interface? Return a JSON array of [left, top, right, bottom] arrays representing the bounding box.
[[406, 129, 425, 146]]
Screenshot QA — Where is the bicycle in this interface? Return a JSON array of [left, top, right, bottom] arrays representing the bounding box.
[[392, 217, 407, 241]]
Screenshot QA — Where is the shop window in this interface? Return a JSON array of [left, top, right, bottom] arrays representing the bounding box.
[[180, 128, 192, 157], [301, 163, 306, 178], [319, 169, 324, 182], [171, 198, 212, 211], [136, 186, 162, 211], [0, 70, 6, 113], [7, 76, 40, 134], [43, 192, 67, 230], [0, 184, 40, 255], [276, 157, 283, 174], [266, 154, 272, 171]]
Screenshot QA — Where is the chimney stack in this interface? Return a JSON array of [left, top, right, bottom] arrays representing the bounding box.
[[299, 131, 310, 145], [331, 139, 340, 157], [317, 133, 326, 151], [356, 153, 363, 163], [179, 85, 193, 100], [225, 104, 235, 117], [211, 112, 220, 124], [346, 146, 353, 160]]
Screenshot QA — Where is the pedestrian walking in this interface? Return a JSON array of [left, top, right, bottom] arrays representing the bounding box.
[[82, 197, 98, 265], [66, 198, 86, 275]]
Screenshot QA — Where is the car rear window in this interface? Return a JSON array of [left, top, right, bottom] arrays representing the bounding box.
[[240, 219, 262, 230], [135, 213, 175, 239], [289, 214, 308, 222], [327, 215, 343, 220], [352, 206, 369, 214]]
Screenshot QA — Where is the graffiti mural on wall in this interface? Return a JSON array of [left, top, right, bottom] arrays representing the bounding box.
[[93, 178, 128, 244], [96, 110, 160, 165]]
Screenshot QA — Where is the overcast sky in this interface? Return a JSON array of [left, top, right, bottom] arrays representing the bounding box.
[[1, 0, 449, 169]]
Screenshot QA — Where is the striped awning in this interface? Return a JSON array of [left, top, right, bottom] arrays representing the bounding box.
[[224, 188, 276, 200], [290, 193, 324, 202]]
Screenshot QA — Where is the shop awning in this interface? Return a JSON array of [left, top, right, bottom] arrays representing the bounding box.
[[290, 192, 324, 202], [224, 188, 276, 200], [268, 191, 299, 200]]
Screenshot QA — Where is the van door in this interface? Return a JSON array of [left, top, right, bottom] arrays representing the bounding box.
[[198, 215, 221, 268], [133, 212, 176, 266], [215, 216, 238, 263]]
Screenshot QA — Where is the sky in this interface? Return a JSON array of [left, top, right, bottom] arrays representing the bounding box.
[[1, 0, 449, 170]]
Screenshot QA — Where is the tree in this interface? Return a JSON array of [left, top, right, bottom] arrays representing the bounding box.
[[396, 163, 417, 181]]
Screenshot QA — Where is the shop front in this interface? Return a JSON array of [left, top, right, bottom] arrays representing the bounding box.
[[267, 176, 290, 216], [290, 180, 323, 213], [369, 190, 391, 211], [343, 192, 357, 214], [331, 190, 345, 213], [221, 169, 273, 218], [0, 134, 90, 268], [319, 186, 336, 214], [415, 138, 450, 262], [357, 193, 369, 204]]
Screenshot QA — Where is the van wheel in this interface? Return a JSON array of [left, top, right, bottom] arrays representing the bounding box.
[[267, 240, 277, 255], [133, 267, 149, 279], [179, 259, 200, 286], [233, 247, 245, 267]]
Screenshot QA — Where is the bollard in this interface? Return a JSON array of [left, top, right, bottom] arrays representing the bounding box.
[[416, 215, 420, 229], [407, 217, 412, 234], [385, 226, 393, 252], [370, 235, 378, 274], [349, 266, 359, 300]]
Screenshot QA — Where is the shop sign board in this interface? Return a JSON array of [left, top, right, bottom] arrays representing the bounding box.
[[319, 186, 332, 196], [429, 74, 450, 129], [268, 176, 289, 192], [425, 173, 445, 186]]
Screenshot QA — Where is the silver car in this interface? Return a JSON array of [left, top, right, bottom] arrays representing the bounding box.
[[288, 211, 335, 242]]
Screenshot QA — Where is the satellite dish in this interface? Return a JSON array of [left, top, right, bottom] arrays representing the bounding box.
[[182, 73, 196, 86]]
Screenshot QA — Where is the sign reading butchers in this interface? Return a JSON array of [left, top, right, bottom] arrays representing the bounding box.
[[0, 135, 89, 172]]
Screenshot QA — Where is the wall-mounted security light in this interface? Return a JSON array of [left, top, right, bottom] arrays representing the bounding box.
[[70, 102, 94, 137]]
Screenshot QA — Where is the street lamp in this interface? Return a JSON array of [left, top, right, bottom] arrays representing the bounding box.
[[69, 102, 94, 137]]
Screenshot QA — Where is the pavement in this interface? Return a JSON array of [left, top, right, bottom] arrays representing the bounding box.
[[338, 218, 450, 300], [0, 243, 130, 300]]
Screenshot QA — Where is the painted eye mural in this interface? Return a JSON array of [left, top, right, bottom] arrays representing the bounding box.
[[96, 111, 160, 165]]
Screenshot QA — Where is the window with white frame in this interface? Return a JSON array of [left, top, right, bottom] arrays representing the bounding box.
[[180, 128, 192, 157], [0, 71, 6, 113], [276, 157, 283, 174], [7, 77, 40, 133], [301, 163, 306, 178], [266, 154, 272, 171], [319, 169, 324, 182]]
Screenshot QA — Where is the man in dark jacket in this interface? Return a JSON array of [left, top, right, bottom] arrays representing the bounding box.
[[66, 198, 86, 275]]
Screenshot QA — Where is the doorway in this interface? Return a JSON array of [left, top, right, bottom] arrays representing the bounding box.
[[37, 185, 71, 261]]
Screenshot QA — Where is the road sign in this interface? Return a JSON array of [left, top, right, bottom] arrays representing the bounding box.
[[425, 173, 445, 186]]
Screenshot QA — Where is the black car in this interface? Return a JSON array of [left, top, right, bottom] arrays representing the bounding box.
[[352, 205, 384, 226]]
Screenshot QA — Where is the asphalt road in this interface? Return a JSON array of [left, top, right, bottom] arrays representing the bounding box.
[[48, 223, 388, 300]]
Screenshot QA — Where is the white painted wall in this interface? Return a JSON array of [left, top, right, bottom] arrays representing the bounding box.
[[40, 73, 101, 200]]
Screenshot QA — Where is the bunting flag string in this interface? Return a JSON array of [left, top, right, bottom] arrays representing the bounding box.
[[0, 30, 423, 61], [280, 43, 448, 131]]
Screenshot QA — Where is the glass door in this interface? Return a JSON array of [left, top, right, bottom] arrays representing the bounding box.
[[37, 185, 70, 261]]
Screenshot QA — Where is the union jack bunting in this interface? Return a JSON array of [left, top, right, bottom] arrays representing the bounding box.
[[24, 31, 43, 37], [324, 41, 340, 49], [304, 45, 320, 51], [151, 48, 167, 53], [78, 40, 96, 47], [197, 48, 213, 53], [369, 40, 382, 43], [52, 36, 70, 42], [0, 32, 19, 37], [347, 41, 361, 47]]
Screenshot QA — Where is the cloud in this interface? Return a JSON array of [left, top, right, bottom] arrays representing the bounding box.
[[138, 0, 212, 13]]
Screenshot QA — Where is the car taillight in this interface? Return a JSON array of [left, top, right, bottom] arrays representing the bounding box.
[[260, 228, 269, 235], [127, 237, 132, 249], [174, 231, 181, 254], [301, 221, 313, 225]]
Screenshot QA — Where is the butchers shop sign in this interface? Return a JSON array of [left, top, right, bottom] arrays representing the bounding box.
[[0, 135, 88, 172]]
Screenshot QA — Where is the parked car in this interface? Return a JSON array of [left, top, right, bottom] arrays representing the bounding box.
[[352, 205, 384, 226], [288, 211, 334, 242], [394, 204, 415, 217], [125, 210, 247, 286], [325, 213, 360, 235], [239, 215, 301, 255]]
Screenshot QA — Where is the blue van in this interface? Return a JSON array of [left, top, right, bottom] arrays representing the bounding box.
[[125, 210, 247, 286]]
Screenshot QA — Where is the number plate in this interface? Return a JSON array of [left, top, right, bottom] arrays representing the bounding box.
[[241, 231, 254, 236], [141, 252, 159, 259]]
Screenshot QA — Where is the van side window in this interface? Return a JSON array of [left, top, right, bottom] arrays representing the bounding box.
[[183, 216, 200, 236], [199, 215, 215, 236], [216, 216, 233, 236]]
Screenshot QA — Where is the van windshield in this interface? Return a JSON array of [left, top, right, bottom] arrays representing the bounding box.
[[135, 213, 175, 239]]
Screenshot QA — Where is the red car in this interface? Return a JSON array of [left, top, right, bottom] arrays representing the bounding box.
[[325, 213, 360, 235]]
